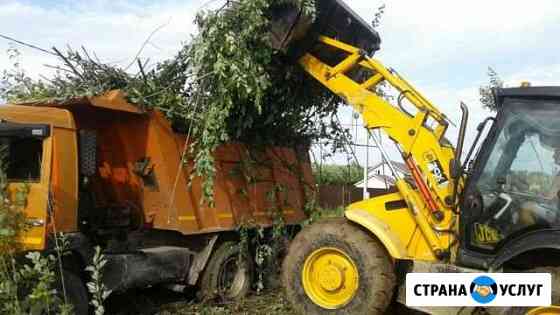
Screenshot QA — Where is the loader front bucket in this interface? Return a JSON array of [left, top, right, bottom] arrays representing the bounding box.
[[270, 0, 381, 56]]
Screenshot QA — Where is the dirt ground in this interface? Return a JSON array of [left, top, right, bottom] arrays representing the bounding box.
[[158, 290, 296, 315], [106, 287, 295, 315], [106, 287, 423, 315]]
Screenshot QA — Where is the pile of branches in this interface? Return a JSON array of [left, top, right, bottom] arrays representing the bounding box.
[[0, 0, 352, 203]]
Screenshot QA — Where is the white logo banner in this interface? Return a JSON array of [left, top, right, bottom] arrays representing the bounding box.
[[406, 273, 551, 307]]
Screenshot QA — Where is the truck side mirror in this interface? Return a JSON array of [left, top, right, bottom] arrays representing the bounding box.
[[79, 130, 97, 177]]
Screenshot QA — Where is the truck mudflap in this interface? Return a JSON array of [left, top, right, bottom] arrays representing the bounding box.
[[103, 246, 193, 293]]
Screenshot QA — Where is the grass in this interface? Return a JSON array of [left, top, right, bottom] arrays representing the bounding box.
[[156, 290, 295, 315], [305, 206, 345, 225]]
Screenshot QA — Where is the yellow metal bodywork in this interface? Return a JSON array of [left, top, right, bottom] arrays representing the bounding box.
[[0, 105, 75, 129], [298, 36, 460, 261], [50, 127, 79, 232], [527, 307, 560, 315], [346, 192, 453, 261], [302, 247, 359, 309], [0, 105, 78, 250], [7, 137, 53, 250]]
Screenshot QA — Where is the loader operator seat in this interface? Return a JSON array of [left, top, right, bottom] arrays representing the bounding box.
[[471, 125, 560, 250]]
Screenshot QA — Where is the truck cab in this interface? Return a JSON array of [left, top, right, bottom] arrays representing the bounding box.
[[0, 105, 76, 251]]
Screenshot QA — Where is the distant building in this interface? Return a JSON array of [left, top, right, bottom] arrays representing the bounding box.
[[354, 160, 410, 190]]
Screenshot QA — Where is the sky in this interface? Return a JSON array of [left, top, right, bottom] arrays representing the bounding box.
[[1, 0, 560, 168]]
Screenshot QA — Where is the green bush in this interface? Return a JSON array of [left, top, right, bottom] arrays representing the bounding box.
[[312, 163, 363, 186], [0, 143, 74, 314]]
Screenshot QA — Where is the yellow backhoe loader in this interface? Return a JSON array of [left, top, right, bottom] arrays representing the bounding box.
[[271, 0, 560, 314]]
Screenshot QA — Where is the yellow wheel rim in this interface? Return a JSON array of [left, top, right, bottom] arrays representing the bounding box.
[[302, 247, 359, 309]]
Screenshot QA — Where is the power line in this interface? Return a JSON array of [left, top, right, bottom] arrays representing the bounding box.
[[0, 33, 56, 56], [311, 140, 377, 149]]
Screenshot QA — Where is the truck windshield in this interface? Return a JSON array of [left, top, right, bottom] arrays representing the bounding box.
[[470, 97, 560, 250], [0, 137, 43, 182]]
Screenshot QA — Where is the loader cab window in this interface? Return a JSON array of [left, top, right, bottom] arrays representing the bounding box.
[[468, 98, 560, 251], [0, 137, 43, 182]]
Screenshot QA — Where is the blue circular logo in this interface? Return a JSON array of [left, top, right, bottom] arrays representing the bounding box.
[[470, 276, 497, 304]]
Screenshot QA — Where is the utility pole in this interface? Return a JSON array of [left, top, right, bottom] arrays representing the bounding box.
[[363, 129, 370, 199]]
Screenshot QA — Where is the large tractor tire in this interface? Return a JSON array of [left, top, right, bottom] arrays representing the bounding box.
[[199, 241, 253, 301], [499, 267, 560, 315], [282, 218, 396, 314], [531, 267, 560, 305]]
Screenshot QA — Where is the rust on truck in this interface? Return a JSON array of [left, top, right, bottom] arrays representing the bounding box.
[[2, 90, 313, 251]]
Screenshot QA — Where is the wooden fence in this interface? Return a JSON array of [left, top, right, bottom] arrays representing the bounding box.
[[316, 184, 393, 209]]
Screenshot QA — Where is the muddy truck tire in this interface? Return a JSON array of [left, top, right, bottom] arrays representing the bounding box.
[[282, 218, 396, 315]]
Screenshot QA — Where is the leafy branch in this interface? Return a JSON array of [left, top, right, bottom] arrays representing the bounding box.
[[479, 66, 504, 111], [1, 0, 353, 205]]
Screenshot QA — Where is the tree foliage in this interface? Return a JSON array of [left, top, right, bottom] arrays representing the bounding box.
[[0, 145, 26, 254], [479, 66, 503, 111], [0, 144, 75, 315], [371, 4, 386, 29], [312, 163, 363, 186], [1, 0, 352, 203]]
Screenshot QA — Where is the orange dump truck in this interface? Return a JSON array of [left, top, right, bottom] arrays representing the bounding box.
[[1, 90, 312, 314]]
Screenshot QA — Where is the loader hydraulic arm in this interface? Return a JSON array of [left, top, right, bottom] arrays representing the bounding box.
[[299, 36, 459, 257]]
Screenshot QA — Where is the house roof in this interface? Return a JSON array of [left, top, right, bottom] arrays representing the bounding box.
[[354, 159, 410, 188], [354, 172, 396, 188], [368, 160, 409, 175]]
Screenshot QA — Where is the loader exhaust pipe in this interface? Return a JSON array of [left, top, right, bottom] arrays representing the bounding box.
[[269, 0, 381, 57]]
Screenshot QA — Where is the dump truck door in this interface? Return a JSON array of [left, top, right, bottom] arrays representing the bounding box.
[[0, 122, 52, 250]]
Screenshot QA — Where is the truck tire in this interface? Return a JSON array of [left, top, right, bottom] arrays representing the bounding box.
[[282, 218, 395, 315], [199, 241, 253, 301]]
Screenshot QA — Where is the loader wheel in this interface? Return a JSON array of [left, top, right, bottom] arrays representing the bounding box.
[[199, 241, 253, 301], [533, 267, 560, 305], [501, 267, 560, 315], [282, 218, 396, 314]]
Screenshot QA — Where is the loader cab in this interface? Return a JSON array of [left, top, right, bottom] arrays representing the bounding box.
[[459, 87, 560, 268]]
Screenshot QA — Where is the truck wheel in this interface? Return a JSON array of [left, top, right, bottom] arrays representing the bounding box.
[[199, 241, 253, 301], [55, 269, 89, 315], [282, 218, 395, 315]]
